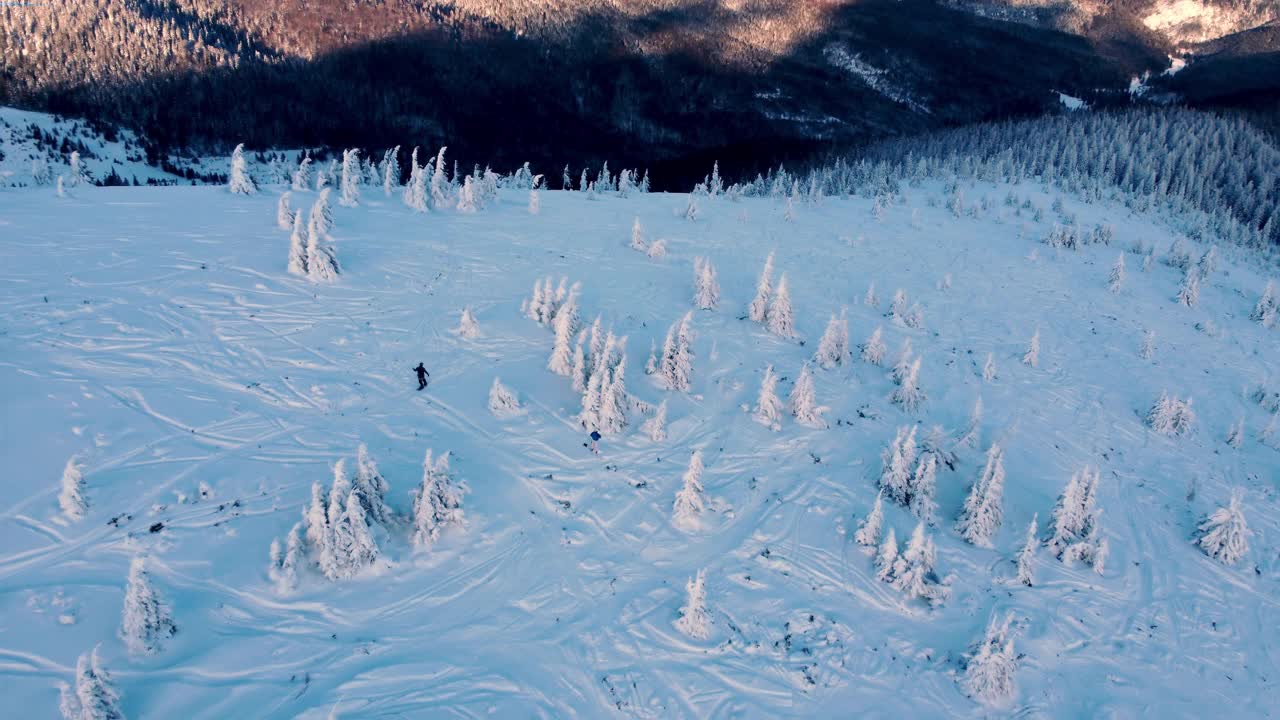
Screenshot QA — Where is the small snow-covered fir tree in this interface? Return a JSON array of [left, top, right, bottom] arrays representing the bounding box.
[[277, 191, 295, 230], [1176, 266, 1200, 307], [752, 365, 784, 429], [1140, 329, 1156, 360], [1107, 253, 1126, 293], [339, 148, 360, 207], [875, 528, 899, 582], [658, 312, 695, 392], [672, 450, 707, 527], [287, 210, 308, 276], [1022, 329, 1040, 368], [1047, 466, 1105, 572], [814, 309, 849, 369], [891, 339, 913, 384], [957, 396, 983, 450], [891, 522, 950, 605], [59, 456, 87, 521], [488, 377, 522, 417], [956, 443, 1006, 547], [304, 201, 340, 282], [338, 490, 379, 574], [412, 450, 465, 548], [571, 333, 588, 392], [405, 157, 428, 213], [291, 156, 312, 191], [430, 147, 450, 209], [642, 399, 668, 442], [1226, 416, 1245, 449], [907, 453, 938, 523], [962, 613, 1018, 706], [982, 352, 997, 382], [879, 425, 918, 506], [767, 274, 796, 338], [62, 646, 123, 720], [548, 306, 577, 376], [56, 175, 68, 198], [455, 307, 480, 339], [1014, 514, 1038, 586], [891, 356, 925, 413], [789, 363, 829, 428], [456, 176, 479, 212], [675, 569, 711, 639], [854, 491, 884, 547], [864, 282, 879, 308], [888, 289, 908, 325], [268, 522, 303, 594], [861, 326, 886, 365], [692, 257, 721, 310], [630, 217, 646, 251], [353, 443, 392, 526], [229, 143, 256, 195], [120, 557, 176, 655], [1197, 490, 1250, 565], [66, 151, 86, 188], [381, 146, 400, 195], [748, 252, 775, 323], [1250, 280, 1276, 326], [528, 176, 542, 215], [1147, 392, 1195, 436]]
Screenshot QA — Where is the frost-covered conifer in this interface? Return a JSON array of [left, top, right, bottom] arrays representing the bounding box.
[[1226, 416, 1245, 449], [675, 569, 711, 639], [528, 185, 541, 215], [861, 326, 886, 365], [431, 147, 450, 209], [339, 490, 379, 574], [753, 365, 784, 429], [1250, 281, 1276, 325], [958, 397, 983, 450], [1197, 491, 1250, 565], [1196, 245, 1218, 279], [305, 200, 340, 282], [854, 492, 884, 547], [891, 356, 925, 412], [1147, 392, 1194, 436], [875, 528, 899, 582], [339, 149, 360, 207], [864, 282, 879, 308], [1107, 253, 1126, 293], [908, 453, 938, 523], [1176, 266, 1200, 307], [962, 613, 1018, 706], [879, 426, 918, 505], [120, 557, 176, 656], [982, 352, 997, 382], [891, 522, 949, 605], [412, 450, 465, 548], [891, 339, 914, 385], [456, 176, 479, 212], [277, 191, 295, 230], [287, 211, 308, 276], [1140, 329, 1156, 360], [888, 289, 908, 325], [658, 312, 695, 392], [381, 146, 400, 195], [488, 378, 522, 417], [789, 363, 829, 428], [767, 274, 796, 338], [630, 217, 646, 251], [353, 444, 392, 525], [56, 175, 68, 198], [59, 456, 87, 521], [642, 400, 668, 442], [1015, 514, 1038, 586], [814, 309, 849, 368], [1022, 329, 1040, 368], [748, 252, 775, 323], [1047, 466, 1105, 572], [66, 151, 86, 188], [404, 154, 428, 213], [268, 522, 303, 594], [956, 443, 1005, 547], [693, 257, 720, 310], [456, 307, 480, 339], [311, 187, 334, 235], [61, 646, 123, 720], [673, 450, 706, 526], [292, 156, 312, 191], [571, 333, 588, 392], [229, 143, 256, 195]]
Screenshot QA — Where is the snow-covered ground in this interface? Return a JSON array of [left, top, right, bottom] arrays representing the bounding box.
[[1, 180, 1277, 717]]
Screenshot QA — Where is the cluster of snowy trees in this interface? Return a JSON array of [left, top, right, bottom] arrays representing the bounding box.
[[281, 186, 341, 282], [961, 612, 1019, 705], [747, 252, 796, 339], [1044, 466, 1108, 574], [1147, 392, 1196, 436], [268, 444, 466, 591], [854, 500, 952, 606], [877, 426, 940, 522]]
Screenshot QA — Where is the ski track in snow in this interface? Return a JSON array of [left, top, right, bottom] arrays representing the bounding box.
[[1, 184, 1278, 717]]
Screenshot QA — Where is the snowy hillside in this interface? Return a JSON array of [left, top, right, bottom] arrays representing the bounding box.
[[1, 176, 1277, 717]]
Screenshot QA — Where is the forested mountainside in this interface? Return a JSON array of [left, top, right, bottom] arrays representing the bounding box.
[[1, 0, 1273, 187]]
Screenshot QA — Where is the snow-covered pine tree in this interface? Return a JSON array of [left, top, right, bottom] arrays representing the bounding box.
[[1250, 280, 1276, 325], [456, 307, 480, 339], [1227, 416, 1245, 449], [962, 613, 1018, 706], [789, 363, 829, 428], [59, 456, 87, 521], [268, 522, 303, 594], [982, 352, 997, 382], [864, 282, 879, 308], [412, 449, 465, 548], [56, 175, 68, 198], [642, 399, 669, 442], [488, 377, 522, 417], [1022, 329, 1040, 368], [907, 453, 938, 523], [339, 148, 360, 207], [1015, 514, 1038, 586], [672, 450, 706, 527], [381, 146, 400, 195], [337, 490, 379, 575], [748, 252, 775, 323], [277, 191, 295, 230], [675, 569, 711, 639], [1147, 392, 1194, 436], [528, 175, 542, 215], [956, 443, 1005, 547], [814, 309, 849, 368], [891, 338, 913, 384], [120, 557, 176, 655], [879, 426, 918, 505], [957, 396, 983, 450], [888, 289, 907, 325], [571, 332, 588, 392], [753, 365, 784, 429], [304, 200, 340, 282], [597, 358, 630, 436], [861, 326, 886, 365], [1046, 466, 1105, 572], [891, 521, 950, 605], [1196, 490, 1250, 565], [658, 312, 695, 392], [229, 143, 256, 195], [891, 356, 925, 412], [311, 186, 334, 235], [767, 274, 796, 338], [692, 257, 720, 310], [61, 646, 123, 720], [854, 491, 884, 547], [1108, 253, 1126, 293], [291, 156, 312, 191], [287, 210, 308, 276], [457, 175, 479, 212], [630, 217, 646, 251], [353, 443, 392, 526], [405, 155, 428, 213], [875, 528, 899, 582], [1140, 329, 1156, 360], [67, 151, 86, 188], [1177, 265, 1200, 307], [430, 147, 450, 209]]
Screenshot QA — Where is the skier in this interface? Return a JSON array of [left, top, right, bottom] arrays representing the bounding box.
[[413, 362, 430, 390], [589, 430, 602, 455]]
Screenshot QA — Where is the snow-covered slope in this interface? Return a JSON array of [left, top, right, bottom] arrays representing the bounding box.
[[1, 181, 1277, 717]]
